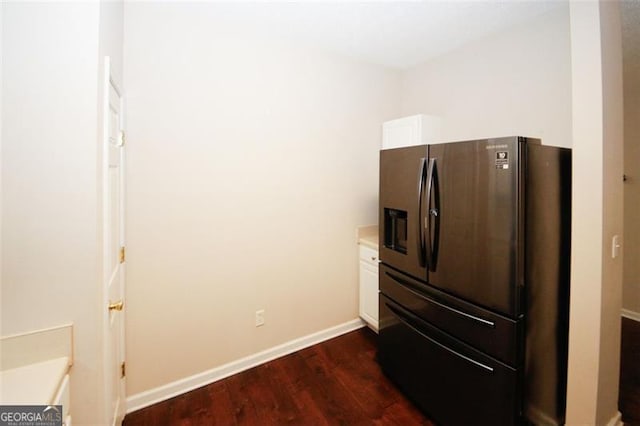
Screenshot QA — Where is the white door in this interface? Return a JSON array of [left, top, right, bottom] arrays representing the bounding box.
[[103, 56, 126, 426]]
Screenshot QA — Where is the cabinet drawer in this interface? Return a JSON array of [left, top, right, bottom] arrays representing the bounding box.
[[380, 264, 520, 366], [359, 245, 379, 265], [379, 295, 519, 426]]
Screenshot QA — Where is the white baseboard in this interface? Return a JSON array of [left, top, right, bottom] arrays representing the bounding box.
[[621, 308, 640, 322], [126, 318, 366, 414], [606, 410, 623, 426]]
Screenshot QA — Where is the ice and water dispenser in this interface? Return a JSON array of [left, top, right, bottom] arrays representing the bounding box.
[[384, 208, 408, 254]]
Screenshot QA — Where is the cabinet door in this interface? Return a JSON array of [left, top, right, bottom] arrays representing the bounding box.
[[359, 261, 379, 331], [53, 373, 70, 421], [382, 114, 441, 149], [383, 115, 422, 149]]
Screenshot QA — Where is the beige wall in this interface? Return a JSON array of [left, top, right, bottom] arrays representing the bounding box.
[[597, 1, 624, 423], [400, 6, 572, 149], [566, 1, 624, 425], [1, 2, 123, 424], [622, 10, 640, 315], [122, 2, 400, 396], [1, 4, 102, 422], [0, 3, 4, 323]]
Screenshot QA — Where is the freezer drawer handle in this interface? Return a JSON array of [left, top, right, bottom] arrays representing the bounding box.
[[386, 302, 495, 373], [385, 271, 495, 328]]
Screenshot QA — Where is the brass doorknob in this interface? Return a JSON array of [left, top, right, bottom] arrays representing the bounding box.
[[108, 300, 124, 312]]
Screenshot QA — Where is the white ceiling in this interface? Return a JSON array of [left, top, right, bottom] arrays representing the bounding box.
[[215, 1, 567, 69]]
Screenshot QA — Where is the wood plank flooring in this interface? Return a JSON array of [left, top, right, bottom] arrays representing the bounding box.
[[620, 317, 640, 425], [125, 320, 640, 426], [123, 328, 434, 426]]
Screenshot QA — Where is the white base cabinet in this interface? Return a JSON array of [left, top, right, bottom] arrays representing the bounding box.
[[53, 373, 71, 425], [359, 245, 379, 332]]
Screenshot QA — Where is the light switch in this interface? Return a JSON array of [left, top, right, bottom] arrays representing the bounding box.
[[612, 235, 621, 259]]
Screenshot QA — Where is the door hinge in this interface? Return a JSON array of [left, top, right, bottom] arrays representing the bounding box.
[[118, 130, 125, 147], [121, 361, 126, 378], [119, 246, 126, 264]]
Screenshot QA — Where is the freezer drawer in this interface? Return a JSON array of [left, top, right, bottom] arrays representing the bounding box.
[[380, 264, 520, 366], [379, 295, 520, 426]]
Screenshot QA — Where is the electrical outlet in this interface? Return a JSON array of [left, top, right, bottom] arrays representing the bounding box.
[[255, 309, 265, 327]]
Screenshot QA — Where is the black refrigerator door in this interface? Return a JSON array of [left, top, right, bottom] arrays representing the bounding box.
[[426, 137, 524, 318], [379, 145, 429, 281]]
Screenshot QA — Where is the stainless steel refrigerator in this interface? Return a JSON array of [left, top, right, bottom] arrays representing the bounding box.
[[378, 136, 571, 425]]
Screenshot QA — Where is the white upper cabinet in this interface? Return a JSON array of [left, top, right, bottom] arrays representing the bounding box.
[[382, 114, 442, 149]]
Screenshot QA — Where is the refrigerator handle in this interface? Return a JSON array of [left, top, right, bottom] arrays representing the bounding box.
[[425, 158, 435, 270], [429, 158, 440, 271], [417, 158, 428, 267]]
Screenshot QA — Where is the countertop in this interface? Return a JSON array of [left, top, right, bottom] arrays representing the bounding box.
[[0, 324, 73, 406], [357, 225, 379, 250], [0, 357, 70, 404]]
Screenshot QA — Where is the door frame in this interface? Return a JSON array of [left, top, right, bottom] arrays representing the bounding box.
[[102, 55, 126, 426]]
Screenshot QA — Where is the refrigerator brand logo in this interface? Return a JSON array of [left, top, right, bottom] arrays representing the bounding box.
[[485, 144, 509, 150]]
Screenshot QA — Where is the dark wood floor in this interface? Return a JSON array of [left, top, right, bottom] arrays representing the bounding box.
[[125, 319, 640, 426], [620, 317, 640, 425], [123, 327, 434, 425]]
